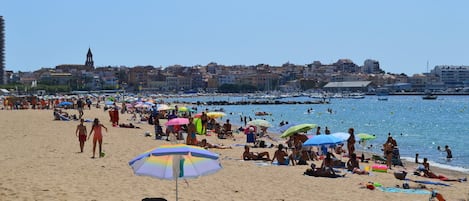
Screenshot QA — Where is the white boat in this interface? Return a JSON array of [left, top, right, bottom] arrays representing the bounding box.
[[347, 92, 365, 99]]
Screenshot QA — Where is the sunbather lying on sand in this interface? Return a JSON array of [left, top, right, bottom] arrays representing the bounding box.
[[243, 145, 270, 161], [198, 139, 232, 149]]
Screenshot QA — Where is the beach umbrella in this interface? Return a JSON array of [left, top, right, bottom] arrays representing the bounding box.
[[144, 102, 155, 107], [277, 123, 299, 133], [129, 144, 222, 201], [331, 132, 360, 141], [125, 103, 133, 108], [280, 123, 317, 138], [134, 103, 150, 108], [178, 106, 195, 113], [357, 133, 377, 141], [247, 119, 272, 128], [105, 100, 114, 106], [57, 101, 73, 107], [165, 118, 190, 126], [157, 104, 171, 111], [206, 112, 226, 119], [303, 135, 344, 147]]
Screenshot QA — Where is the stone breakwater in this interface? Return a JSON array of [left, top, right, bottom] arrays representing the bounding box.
[[172, 100, 330, 105]]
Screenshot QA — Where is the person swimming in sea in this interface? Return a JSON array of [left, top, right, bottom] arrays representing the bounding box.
[[437, 145, 453, 159]]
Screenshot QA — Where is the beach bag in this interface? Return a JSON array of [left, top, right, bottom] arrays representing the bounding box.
[[259, 140, 266, 148]]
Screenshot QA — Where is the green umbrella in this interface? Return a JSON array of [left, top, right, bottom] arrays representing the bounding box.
[[356, 133, 377, 141], [280, 123, 317, 138]]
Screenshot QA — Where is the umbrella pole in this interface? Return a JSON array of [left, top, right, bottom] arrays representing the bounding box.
[[176, 177, 178, 201]]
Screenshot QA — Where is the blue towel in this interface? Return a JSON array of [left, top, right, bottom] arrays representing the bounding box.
[[377, 187, 431, 195]]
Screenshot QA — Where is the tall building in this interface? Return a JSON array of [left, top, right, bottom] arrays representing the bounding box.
[[0, 16, 5, 84], [85, 48, 94, 67]]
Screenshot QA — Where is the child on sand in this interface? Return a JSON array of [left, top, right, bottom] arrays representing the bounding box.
[[75, 119, 87, 153], [88, 118, 108, 158]]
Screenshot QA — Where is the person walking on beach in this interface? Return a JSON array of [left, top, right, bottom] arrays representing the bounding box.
[[347, 128, 356, 156], [88, 118, 108, 158], [75, 119, 87, 153], [76, 98, 84, 119]]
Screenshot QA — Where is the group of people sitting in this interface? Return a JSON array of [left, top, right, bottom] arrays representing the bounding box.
[[53, 108, 78, 121], [215, 119, 234, 139]]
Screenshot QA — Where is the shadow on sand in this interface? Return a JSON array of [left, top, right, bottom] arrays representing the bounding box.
[[142, 198, 167, 201]]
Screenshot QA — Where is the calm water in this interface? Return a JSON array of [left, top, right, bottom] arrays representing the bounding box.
[[167, 95, 469, 173]]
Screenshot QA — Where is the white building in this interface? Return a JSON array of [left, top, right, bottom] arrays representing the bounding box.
[[432, 65, 469, 88]]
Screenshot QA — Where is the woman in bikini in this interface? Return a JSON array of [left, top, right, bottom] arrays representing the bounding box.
[[243, 145, 270, 160], [88, 118, 108, 158]]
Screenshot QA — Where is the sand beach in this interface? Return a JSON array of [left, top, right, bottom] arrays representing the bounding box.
[[0, 107, 468, 201]]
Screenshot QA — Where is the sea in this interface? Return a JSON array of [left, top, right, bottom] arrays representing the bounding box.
[[164, 94, 469, 173]]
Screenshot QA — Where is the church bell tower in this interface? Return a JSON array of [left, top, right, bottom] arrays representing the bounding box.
[[85, 48, 94, 67]]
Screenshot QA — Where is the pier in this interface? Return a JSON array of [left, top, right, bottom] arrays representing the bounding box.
[[173, 100, 330, 106]]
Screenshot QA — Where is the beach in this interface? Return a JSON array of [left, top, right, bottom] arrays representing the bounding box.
[[0, 107, 468, 201]]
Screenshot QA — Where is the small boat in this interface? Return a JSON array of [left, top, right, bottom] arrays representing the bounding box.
[[255, 111, 271, 116], [422, 94, 438, 100], [347, 92, 365, 99], [378, 96, 388, 101]]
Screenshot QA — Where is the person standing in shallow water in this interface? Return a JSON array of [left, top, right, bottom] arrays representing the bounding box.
[[445, 145, 452, 159], [75, 119, 87, 153], [347, 128, 356, 156], [88, 118, 108, 158]]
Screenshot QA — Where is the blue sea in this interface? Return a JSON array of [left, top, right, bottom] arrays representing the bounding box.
[[165, 95, 469, 173]]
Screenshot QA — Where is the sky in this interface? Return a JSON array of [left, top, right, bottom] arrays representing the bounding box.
[[1, 0, 469, 75]]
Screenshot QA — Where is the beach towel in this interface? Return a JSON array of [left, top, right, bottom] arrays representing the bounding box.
[[376, 187, 431, 195], [407, 179, 451, 187], [253, 161, 272, 167], [59, 115, 70, 121]]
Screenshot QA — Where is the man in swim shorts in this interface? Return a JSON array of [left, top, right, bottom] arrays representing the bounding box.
[[75, 118, 87, 153], [272, 144, 292, 165]]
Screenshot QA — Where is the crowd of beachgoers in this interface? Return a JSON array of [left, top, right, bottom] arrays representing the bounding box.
[[1, 94, 468, 200]]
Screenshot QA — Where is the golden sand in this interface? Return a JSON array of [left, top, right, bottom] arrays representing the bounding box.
[[0, 108, 468, 201]]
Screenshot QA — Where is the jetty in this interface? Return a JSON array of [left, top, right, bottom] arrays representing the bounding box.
[[173, 100, 329, 106]]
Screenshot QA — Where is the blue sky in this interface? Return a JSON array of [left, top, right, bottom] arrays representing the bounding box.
[[1, 0, 469, 75]]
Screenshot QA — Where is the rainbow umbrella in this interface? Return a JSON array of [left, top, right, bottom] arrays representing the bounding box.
[[129, 144, 222, 201]]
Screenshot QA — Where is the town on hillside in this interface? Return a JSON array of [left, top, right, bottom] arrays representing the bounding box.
[[1, 48, 469, 95]]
